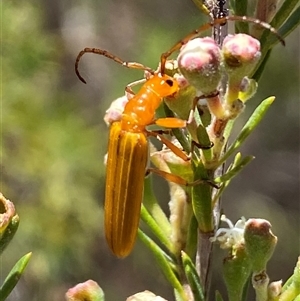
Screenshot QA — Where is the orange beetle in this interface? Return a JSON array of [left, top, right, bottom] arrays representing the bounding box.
[[75, 49, 187, 257]]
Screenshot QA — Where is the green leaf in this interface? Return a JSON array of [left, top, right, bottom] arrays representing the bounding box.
[[254, 0, 300, 77], [215, 155, 254, 183], [181, 251, 205, 301], [264, 5, 300, 50], [229, 0, 236, 13], [140, 204, 172, 251], [233, 0, 249, 34], [280, 257, 300, 301], [277, 5, 300, 40], [192, 160, 213, 232], [271, 0, 299, 29], [174, 289, 186, 301], [218, 96, 275, 167], [185, 215, 198, 260], [223, 119, 234, 145], [259, 0, 299, 49], [143, 176, 171, 236], [137, 230, 188, 301], [0, 252, 32, 301]]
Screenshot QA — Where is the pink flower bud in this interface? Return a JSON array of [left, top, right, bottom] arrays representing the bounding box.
[[66, 280, 104, 301], [222, 34, 261, 105], [222, 34, 261, 71], [127, 290, 167, 301], [177, 37, 222, 95], [103, 95, 128, 125], [244, 218, 277, 273]]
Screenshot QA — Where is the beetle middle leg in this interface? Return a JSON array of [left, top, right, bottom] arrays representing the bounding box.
[[125, 78, 147, 98], [146, 168, 219, 189], [147, 129, 189, 161]]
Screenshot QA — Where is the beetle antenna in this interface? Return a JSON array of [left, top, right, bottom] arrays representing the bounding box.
[[75, 48, 155, 84]]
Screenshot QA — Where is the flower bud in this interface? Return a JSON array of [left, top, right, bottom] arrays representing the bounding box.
[[65, 280, 104, 301], [222, 34, 261, 105], [126, 290, 167, 301], [222, 34, 261, 79], [244, 218, 277, 273], [103, 95, 128, 125], [177, 37, 222, 95]]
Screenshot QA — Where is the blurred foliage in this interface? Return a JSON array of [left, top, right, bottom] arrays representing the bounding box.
[[2, 0, 299, 301], [3, 1, 105, 300]]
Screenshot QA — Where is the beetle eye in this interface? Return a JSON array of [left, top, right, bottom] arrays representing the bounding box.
[[166, 79, 174, 87]]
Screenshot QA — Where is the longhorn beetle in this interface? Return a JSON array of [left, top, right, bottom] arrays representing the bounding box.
[[76, 49, 194, 257]]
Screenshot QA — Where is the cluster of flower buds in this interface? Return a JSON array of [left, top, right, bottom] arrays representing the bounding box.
[[177, 33, 261, 108], [162, 33, 262, 148], [164, 34, 261, 129]]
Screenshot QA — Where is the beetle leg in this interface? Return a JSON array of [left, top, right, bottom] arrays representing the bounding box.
[[125, 78, 147, 98], [147, 130, 189, 161], [147, 168, 219, 189]]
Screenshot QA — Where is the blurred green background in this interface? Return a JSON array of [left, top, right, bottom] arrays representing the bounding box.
[[2, 0, 299, 300]]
